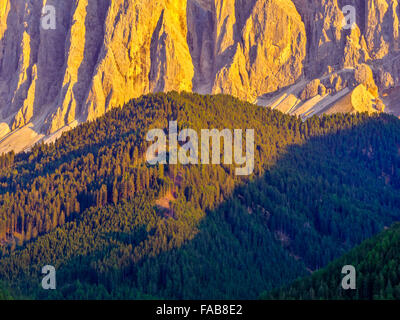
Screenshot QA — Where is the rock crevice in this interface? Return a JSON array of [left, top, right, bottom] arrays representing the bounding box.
[[0, 0, 398, 153]]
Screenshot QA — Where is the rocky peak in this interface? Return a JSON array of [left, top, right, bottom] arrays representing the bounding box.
[[0, 0, 399, 153]]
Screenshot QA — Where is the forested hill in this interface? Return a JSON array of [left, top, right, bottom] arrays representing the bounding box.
[[0, 92, 400, 299], [264, 223, 400, 300]]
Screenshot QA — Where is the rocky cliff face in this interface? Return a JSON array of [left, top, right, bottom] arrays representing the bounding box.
[[292, 0, 399, 82], [0, 0, 399, 152]]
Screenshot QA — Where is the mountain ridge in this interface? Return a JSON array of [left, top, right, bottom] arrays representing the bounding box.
[[1, 92, 400, 299], [264, 222, 400, 300], [0, 0, 399, 153]]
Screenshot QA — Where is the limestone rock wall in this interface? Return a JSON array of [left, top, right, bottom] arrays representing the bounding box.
[[0, 0, 398, 142]]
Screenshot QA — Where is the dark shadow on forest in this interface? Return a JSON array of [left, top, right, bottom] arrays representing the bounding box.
[[44, 114, 400, 299]]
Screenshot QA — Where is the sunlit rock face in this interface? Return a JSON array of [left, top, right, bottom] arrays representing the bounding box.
[[0, 0, 194, 135], [0, 0, 306, 137], [291, 0, 400, 83], [0, 0, 399, 150]]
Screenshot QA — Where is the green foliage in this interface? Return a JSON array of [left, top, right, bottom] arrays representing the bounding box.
[[0, 92, 399, 299], [264, 223, 400, 300]]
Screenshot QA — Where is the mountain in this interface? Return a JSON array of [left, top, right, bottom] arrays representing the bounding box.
[[264, 222, 400, 300], [0, 0, 400, 153], [0, 92, 400, 299]]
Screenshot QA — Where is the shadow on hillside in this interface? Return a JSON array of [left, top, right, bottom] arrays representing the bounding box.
[[3, 110, 400, 300], [40, 114, 400, 300]]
